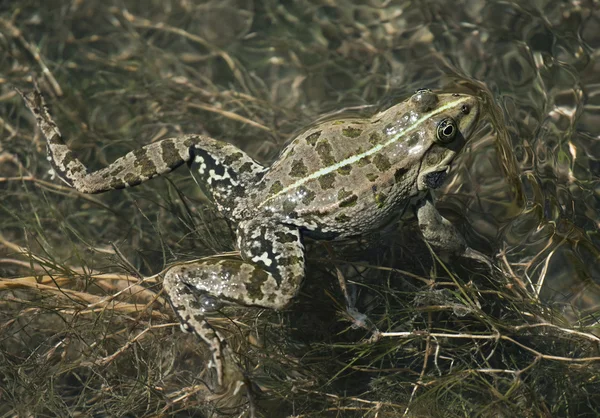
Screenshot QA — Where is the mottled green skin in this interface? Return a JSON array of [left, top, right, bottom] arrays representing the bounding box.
[[247, 92, 480, 239]]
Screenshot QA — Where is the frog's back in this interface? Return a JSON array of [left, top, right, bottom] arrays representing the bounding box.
[[265, 116, 396, 195], [247, 104, 423, 235], [246, 92, 480, 237]]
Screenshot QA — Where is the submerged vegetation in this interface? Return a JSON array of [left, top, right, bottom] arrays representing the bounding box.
[[1, 1, 599, 417]]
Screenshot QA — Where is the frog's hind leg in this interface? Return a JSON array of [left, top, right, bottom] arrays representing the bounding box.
[[17, 87, 266, 218], [162, 220, 305, 386]]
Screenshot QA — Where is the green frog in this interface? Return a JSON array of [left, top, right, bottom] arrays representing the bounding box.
[[19, 86, 483, 388]]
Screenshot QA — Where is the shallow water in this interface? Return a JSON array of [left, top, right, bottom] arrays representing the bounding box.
[[1, 0, 599, 416]]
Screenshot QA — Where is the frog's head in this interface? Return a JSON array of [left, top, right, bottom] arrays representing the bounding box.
[[409, 90, 481, 191]]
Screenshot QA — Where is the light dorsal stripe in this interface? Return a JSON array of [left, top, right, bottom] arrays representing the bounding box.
[[258, 98, 465, 208]]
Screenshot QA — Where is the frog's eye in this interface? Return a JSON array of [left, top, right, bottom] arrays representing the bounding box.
[[436, 117, 457, 143]]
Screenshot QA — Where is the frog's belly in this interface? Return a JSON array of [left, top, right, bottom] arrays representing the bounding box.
[[287, 191, 423, 241]]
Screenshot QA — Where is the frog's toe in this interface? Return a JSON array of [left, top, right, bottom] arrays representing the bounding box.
[[462, 247, 494, 271]]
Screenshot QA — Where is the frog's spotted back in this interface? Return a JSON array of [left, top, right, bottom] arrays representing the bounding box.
[[250, 90, 480, 238]]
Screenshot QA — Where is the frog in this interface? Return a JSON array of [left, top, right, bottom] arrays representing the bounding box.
[[18, 86, 484, 388]]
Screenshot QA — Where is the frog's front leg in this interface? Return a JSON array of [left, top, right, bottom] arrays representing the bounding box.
[[163, 220, 305, 386], [416, 197, 491, 266]]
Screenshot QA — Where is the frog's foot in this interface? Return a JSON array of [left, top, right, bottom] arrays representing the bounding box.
[[345, 306, 380, 335], [163, 266, 230, 387], [416, 197, 492, 269], [463, 247, 494, 271], [163, 221, 305, 388]]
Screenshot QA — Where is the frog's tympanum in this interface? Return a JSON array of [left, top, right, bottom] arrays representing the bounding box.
[[19, 86, 483, 388]]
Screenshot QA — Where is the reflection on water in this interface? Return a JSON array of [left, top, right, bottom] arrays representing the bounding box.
[[435, 1, 600, 323]]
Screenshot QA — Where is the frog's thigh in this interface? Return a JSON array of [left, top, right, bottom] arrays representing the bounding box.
[[415, 197, 467, 256], [164, 220, 305, 334], [237, 219, 305, 309]]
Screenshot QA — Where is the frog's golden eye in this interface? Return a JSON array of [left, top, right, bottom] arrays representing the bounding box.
[[436, 117, 457, 143]]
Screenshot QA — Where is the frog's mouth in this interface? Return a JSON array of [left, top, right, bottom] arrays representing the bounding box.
[[417, 150, 456, 191]]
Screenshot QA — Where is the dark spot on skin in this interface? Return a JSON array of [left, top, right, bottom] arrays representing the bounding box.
[[123, 172, 142, 187], [219, 259, 242, 276], [339, 194, 358, 207], [71, 164, 85, 174], [366, 172, 379, 182], [275, 231, 298, 244], [132, 148, 157, 178], [315, 141, 335, 166], [338, 188, 352, 201], [60, 151, 78, 172], [373, 154, 391, 172], [161, 140, 181, 165], [358, 156, 371, 167], [335, 213, 350, 222], [306, 131, 321, 146], [405, 133, 420, 148], [337, 164, 352, 175], [239, 161, 254, 174], [394, 167, 409, 183], [289, 159, 308, 177], [332, 121, 344, 125], [369, 132, 382, 145], [374, 192, 387, 208], [282, 199, 297, 213], [318, 173, 336, 189], [109, 177, 123, 189], [338, 189, 358, 207], [298, 186, 316, 204], [48, 134, 62, 145], [312, 210, 328, 218], [277, 255, 303, 268], [342, 127, 362, 138], [223, 152, 243, 166], [109, 165, 125, 177], [183, 137, 197, 148], [269, 181, 283, 195], [245, 267, 269, 301]]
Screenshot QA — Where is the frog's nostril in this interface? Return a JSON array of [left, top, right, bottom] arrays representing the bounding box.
[[461, 104, 470, 115]]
